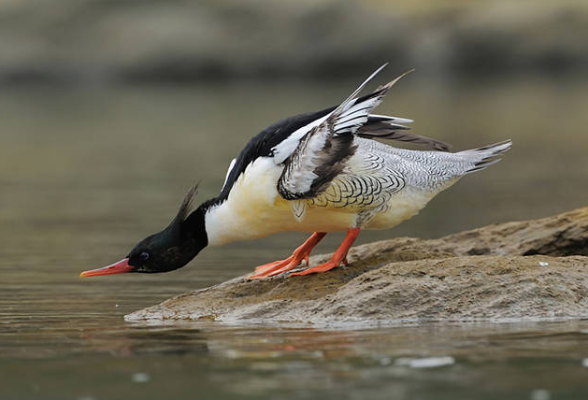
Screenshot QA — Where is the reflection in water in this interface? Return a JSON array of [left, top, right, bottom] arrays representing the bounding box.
[[1, 77, 588, 399], [78, 326, 210, 357], [5, 319, 588, 399]]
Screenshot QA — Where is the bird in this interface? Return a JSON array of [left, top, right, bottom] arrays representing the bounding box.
[[80, 64, 511, 280]]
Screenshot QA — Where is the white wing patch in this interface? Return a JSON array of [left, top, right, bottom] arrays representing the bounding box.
[[279, 124, 333, 196], [369, 114, 414, 124], [271, 114, 329, 164], [222, 158, 237, 189], [333, 97, 384, 134]]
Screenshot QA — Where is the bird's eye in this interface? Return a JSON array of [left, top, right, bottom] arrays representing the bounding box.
[[139, 252, 149, 261]]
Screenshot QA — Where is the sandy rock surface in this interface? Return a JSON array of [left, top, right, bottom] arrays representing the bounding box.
[[126, 208, 588, 324]]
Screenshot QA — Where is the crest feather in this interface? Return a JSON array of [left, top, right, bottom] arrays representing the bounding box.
[[171, 184, 199, 227]]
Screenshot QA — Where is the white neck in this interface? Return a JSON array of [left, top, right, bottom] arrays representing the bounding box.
[[204, 157, 284, 246]]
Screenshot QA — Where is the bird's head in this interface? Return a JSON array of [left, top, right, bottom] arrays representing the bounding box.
[[80, 185, 207, 277]]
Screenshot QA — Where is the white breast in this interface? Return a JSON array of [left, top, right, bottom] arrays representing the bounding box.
[[205, 157, 284, 246], [204, 157, 356, 246]]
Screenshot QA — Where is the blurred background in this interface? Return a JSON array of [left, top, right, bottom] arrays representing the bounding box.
[[1, 1, 588, 399], [1, 0, 587, 83]]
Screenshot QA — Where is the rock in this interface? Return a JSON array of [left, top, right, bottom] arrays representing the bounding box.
[[125, 208, 588, 324]]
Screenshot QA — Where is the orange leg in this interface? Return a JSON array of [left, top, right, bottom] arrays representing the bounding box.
[[290, 228, 360, 276], [248, 232, 327, 279]]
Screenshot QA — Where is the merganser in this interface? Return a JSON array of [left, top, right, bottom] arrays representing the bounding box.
[[80, 64, 511, 280]]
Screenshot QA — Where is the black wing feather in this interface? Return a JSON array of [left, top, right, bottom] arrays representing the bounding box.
[[359, 117, 452, 151]]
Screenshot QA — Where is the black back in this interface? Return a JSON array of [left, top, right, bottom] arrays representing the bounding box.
[[201, 106, 335, 208]]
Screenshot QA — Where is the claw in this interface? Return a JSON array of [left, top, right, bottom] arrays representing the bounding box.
[[248, 232, 327, 279]]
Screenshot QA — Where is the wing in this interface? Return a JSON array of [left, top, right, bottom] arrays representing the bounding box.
[[309, 152, 406, 211], [277, 64, 409, 201], [359, 115, 452, 152]]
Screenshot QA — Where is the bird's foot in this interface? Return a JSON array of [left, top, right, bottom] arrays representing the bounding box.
[[248, 254, 307, 280], [289, 260, 341, 276], [248, 232, 326, 280], [289, 227, 359, 277]]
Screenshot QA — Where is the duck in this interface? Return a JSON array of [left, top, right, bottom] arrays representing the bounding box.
[[80, 64, 511, 280]]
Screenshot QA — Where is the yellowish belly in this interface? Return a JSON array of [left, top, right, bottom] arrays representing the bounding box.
[[272, 187, 431, 233], [273, 196, 356, 232]]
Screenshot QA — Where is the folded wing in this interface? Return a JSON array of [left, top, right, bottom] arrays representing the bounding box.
[[277, 65, 415, 201]]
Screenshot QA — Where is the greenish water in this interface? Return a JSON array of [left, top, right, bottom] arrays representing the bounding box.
[[1, 76, 588, 399]]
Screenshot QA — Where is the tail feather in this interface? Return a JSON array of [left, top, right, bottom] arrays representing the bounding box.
[[459, 140, 512, 174]]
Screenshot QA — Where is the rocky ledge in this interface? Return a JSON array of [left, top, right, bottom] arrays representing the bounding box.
[[126, 208, 588, 324]]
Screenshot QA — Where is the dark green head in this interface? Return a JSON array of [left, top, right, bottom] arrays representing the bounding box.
[[80, 186, 208, 277]]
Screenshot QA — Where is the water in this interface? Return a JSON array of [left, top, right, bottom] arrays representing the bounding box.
[[1, 76, 588, 399], [3, 321, 588, 399]]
